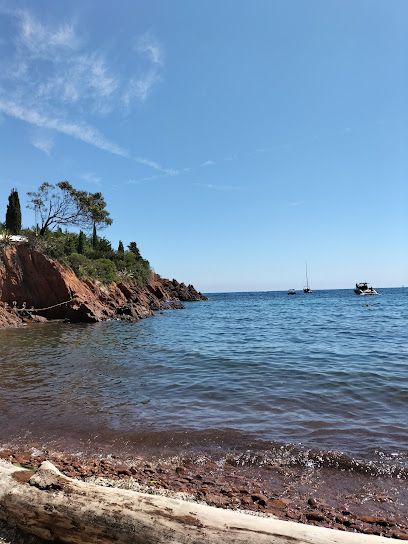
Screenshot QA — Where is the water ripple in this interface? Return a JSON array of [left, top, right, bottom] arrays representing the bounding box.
[[0, 288, 406, 468]]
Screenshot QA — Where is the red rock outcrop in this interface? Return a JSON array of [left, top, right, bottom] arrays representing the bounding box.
[[0, 244, 206, 328]]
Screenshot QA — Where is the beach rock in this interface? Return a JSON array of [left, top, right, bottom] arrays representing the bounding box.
[[204, 493, 230, 507], [392, 532, 408, 540], [306, 512, 327, 522], [286, 510, 302, 521], [308, 497, 319, 508], [336, 515, 352, 527], [0, 450, 12, 460], [13, 453, 32, 466], [359, 515, 391, 526], [115, 465, 131, 476], [270, 498, 289, 510], [251, 493, 268, 507]]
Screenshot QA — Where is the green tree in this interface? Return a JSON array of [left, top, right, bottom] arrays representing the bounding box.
[[5, 188, 22, 234], [118, 240, 124, 254], [128, 241, 141, 259], [92, 223, 98, 248], [96, 237, 113, 255], [77, 231, 86, 254], [72, 188, 112, 239], [27, 181, 112, 236]]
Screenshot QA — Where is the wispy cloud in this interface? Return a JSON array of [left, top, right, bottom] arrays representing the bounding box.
[[195, 183, 243, 192], [38, 53, 118, 111], [0, 8, 173, 173], [135, 31, 163, 65], [134, 156, 178, 176], [201, 160, 216, 167], [0, 98, 128, 157], [123, 30, 164, 104], [30, 130, 54, 155], [128, 174, 161, 184], [15, 9, 80, 58], [122, 70, 160, 105], [79, 172, 101, 185]]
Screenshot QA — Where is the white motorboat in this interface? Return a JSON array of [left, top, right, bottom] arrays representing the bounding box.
[[354, 282, 378, 295]]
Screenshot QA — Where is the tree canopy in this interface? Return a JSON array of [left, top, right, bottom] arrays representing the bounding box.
[[27, 181, 112, 235]]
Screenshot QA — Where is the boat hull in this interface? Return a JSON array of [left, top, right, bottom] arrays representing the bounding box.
[[354, 289, 378, 295]]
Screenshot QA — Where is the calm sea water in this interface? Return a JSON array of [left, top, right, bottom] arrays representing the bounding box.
[[0, 288, 407, 471]]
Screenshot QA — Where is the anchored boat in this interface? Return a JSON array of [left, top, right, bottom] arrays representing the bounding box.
[[354, 282, 378, 295], [303, 263, 312, 293]]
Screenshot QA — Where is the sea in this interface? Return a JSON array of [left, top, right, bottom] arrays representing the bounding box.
[[0, 288, 407, 477]]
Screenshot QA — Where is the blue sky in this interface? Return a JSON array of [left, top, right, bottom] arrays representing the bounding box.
[[0, 0, 407, 292]]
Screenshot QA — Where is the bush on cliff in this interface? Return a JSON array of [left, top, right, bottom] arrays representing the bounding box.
[[63, 253, 88, 275], [64, 254, 118, 283], [21, 228, 151, 286], [85, 237, 115, 260], [113, 250, 152, 287], [38, 230, 79, 260], [86, 258, 118, 283]]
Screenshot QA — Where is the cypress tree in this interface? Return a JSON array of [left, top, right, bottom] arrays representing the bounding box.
[[118, 240, 124, 254], [5, 188, 22, 234], [128, 241, 141, 259], [92, 223, 98, 248], [77, 231, 86, 254]]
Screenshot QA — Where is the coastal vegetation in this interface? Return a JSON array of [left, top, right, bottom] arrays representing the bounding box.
[[5, 188, 22, 235], [1, 184, 152, 286]]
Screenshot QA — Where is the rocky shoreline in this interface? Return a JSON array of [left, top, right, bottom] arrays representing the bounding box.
[[0, 446, 406, 540], [0, 244, 206, 329]]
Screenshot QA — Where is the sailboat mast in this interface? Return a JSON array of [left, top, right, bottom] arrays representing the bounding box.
[[305, 262, 309, 289]]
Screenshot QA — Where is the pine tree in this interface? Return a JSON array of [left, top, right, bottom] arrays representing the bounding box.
[[118, 240, 124, 254], [77, 231, 86, 254], [5, 188, 22, 234], [128, 241, 141, 259], [92, 223, 98, 248]]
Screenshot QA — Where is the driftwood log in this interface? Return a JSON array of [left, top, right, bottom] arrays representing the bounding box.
[[0, 461, 399, 544]]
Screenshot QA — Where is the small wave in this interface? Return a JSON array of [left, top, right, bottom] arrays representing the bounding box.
[[225, 444, 408, 479]]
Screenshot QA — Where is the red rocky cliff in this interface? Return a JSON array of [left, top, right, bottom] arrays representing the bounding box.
[[0, 244, 206, 328]]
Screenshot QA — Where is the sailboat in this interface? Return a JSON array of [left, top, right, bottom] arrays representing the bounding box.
[[303, 263, 312, 293]]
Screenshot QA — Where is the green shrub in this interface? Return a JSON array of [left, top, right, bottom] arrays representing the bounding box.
[[24, 228, 151, 287], [64, 253, 88, 275], [87, 258, 118, 283], [131, 259, 152, 286]]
